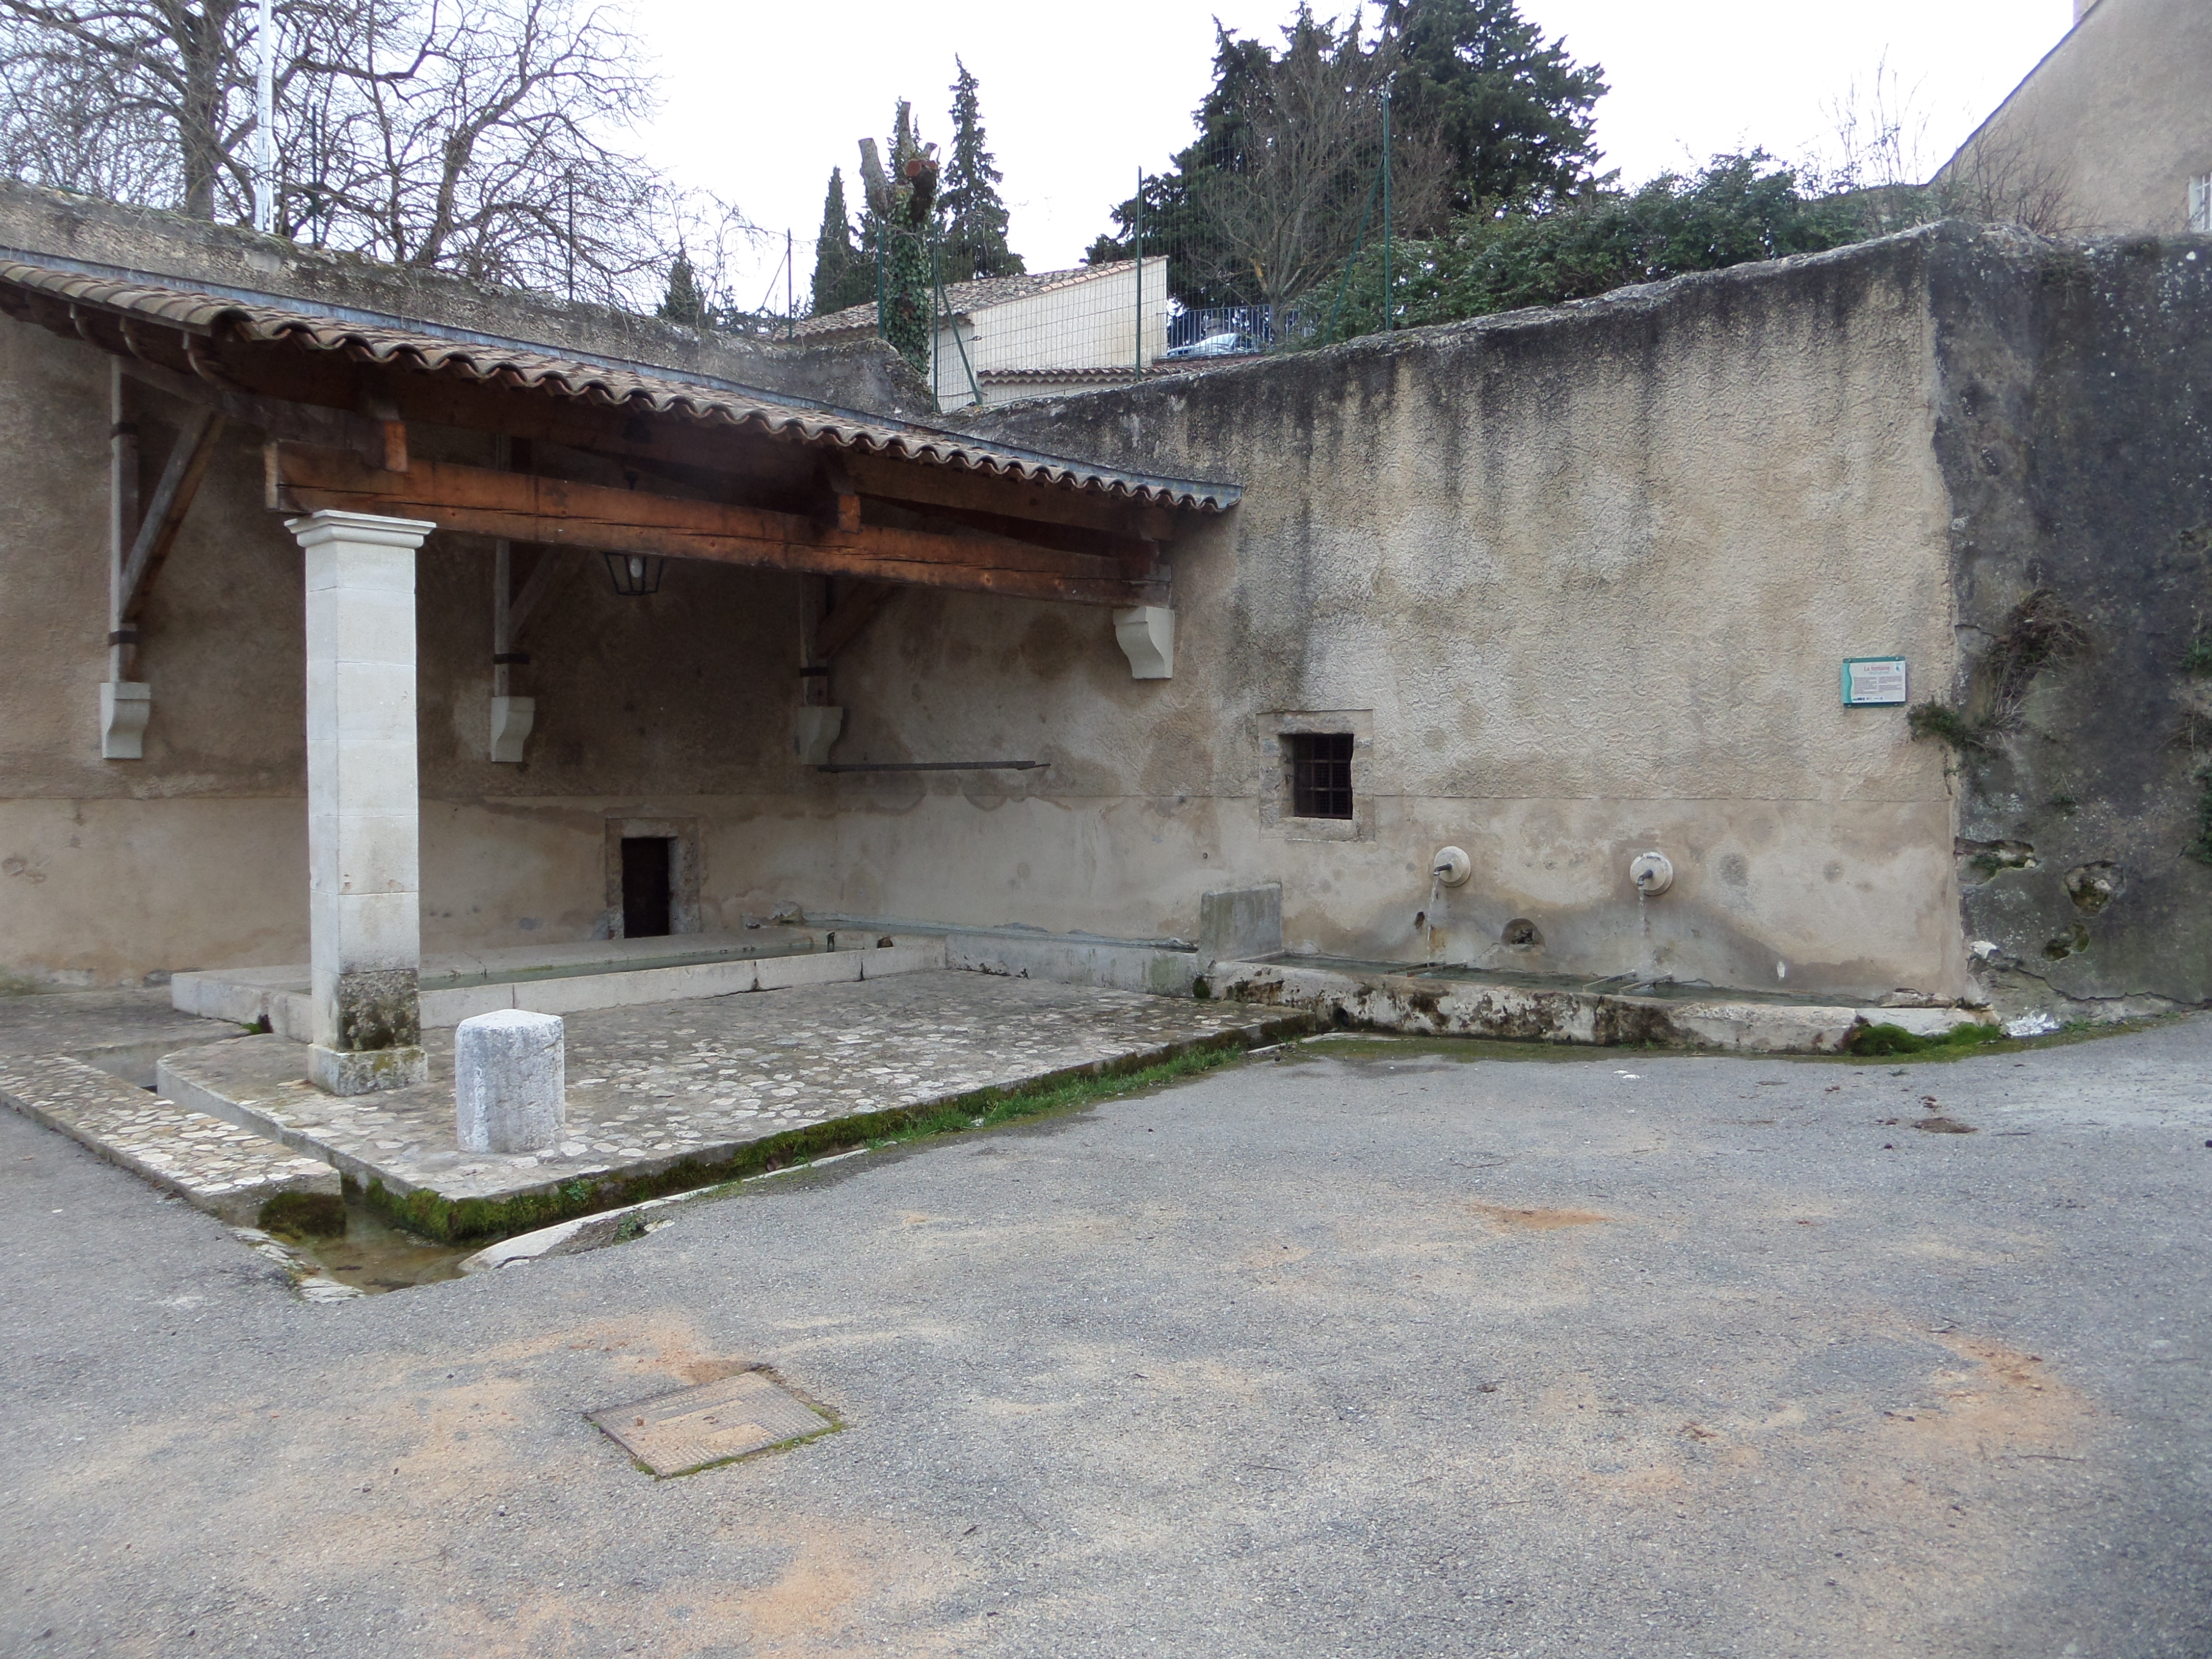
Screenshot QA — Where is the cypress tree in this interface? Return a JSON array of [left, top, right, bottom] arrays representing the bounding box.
[[939, 57, 1024, 282], [656, 248, 711, 328], [809, 167, 872, 315]]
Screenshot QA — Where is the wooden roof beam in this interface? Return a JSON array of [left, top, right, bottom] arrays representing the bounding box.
[[265, 443, 1169, 609]]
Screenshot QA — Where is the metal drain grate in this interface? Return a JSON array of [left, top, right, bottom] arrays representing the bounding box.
[[590, 1369, 832, 1476]]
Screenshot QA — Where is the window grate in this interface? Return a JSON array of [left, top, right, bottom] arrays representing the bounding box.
[[1286, 732, 1354, 819]]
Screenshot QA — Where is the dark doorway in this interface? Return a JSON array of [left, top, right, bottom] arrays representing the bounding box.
[[620, 837, 673, 938]]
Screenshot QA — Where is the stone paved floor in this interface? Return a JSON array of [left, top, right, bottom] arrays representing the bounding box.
[[0, 987, 216, 1053], [162, 971, 1294, 1205], [0, 1049, 340, 1225]]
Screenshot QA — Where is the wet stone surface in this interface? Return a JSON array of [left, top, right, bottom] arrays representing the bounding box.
[[161, 971, 1282, 1204]]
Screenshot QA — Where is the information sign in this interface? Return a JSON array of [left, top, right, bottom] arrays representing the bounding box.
[[1841, 657, 1909, 706]]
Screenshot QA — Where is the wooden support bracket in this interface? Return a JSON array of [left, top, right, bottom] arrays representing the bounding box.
[[120, 408, 225, 625]]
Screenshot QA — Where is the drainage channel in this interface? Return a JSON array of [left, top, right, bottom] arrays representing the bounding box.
[[275, 1197, 475, 1292]]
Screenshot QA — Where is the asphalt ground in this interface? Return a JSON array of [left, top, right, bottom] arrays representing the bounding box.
[[3, 1016, 2208, 1658]]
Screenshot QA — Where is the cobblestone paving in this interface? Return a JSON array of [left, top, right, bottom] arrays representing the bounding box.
[[162, 971, 1291, 1204], [0, 987, 219, 1057], [0, 1050, 341, 1225]]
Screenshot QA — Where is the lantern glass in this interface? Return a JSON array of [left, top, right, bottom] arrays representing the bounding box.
[[603, 551, 665, 596]]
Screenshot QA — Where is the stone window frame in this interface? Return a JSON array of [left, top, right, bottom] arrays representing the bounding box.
[[602, 815, 703, 938], [1257, 710, 1376, 843]]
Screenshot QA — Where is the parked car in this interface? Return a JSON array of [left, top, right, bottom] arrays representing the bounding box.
[[1163, 330, 1259, 360]]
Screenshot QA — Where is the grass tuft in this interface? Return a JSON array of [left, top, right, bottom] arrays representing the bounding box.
[[1907, 703, 1985, 751]]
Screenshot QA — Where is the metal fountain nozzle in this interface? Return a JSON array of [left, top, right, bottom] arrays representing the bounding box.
[[1629, 851, 1674, 896], [1432, 846, 1472, 887]]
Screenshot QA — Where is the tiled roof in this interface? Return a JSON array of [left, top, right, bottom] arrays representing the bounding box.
[[982, 367, 1146, 383], [794, 260, 1136, 339], [0, 256, 1239, 513]]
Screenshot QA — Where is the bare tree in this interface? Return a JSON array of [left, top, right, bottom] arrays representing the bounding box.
[[0, 0, 730, 306], [1183, 14, 1447, 320], [1808, 54, 2078, 238], [1933, 130, 2080, 237]]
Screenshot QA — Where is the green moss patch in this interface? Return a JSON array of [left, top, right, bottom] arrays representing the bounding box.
[[258, 1190, 348, 1238], [1843, 1019, 2007, 1058]]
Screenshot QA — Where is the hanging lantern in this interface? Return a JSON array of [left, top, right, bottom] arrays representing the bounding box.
[[603, 551, 665, 597]]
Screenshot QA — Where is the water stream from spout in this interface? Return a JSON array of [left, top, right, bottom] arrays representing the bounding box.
[[1426, 869, 1448, 964]]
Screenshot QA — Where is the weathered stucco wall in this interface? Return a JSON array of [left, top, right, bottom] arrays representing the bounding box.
[[884, 232, 1969, 999], [1937, 0, 2212, 237], [20, 220, 2177, 1008], [1928, 227, 2212, 1014]]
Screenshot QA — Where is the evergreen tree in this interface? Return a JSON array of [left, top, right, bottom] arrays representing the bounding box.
[[656, 248, 711, 328], [939, 57, 1024, 282], [1376, 0, 1608, 215], [809, 167, 873, 315], [1088, 0, 1606, 306]]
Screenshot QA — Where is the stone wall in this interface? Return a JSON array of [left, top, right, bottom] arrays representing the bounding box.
[[922, 231, 1968, 1001], [1929, 227, 2212, 1014], [7, 206, 2205, 1011]]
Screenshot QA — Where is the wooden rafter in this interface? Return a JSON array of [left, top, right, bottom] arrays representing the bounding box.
[[120, 408, 225, 624], [265, 443, 1170, 609]]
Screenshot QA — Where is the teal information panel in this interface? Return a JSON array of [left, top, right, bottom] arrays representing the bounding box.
[[1841, 657, 1908, 706]]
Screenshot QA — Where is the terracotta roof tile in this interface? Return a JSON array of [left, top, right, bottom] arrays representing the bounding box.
[[0, 257, 1238, 513]]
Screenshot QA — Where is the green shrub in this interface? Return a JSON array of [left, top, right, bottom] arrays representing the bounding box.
[[1323, 153, 1914, 339]]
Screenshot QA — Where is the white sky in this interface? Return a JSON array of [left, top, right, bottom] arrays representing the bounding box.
[[625, 0, 2074, 310]]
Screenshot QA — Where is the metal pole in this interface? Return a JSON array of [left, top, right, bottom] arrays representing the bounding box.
[[1380, 88, 1392, 334], [1133, 168, 1143, 382], [785, 228, 794, 339], [253, 0, 274, 232]]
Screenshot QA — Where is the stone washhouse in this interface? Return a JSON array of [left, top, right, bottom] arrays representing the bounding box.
[[5, 177, 2212, 1129]]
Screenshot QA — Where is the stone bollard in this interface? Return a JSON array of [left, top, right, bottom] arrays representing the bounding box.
[[455, 1009, 565, 1153]]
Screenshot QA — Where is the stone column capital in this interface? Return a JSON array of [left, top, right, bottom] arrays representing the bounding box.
[[284, 509, 437, 552]]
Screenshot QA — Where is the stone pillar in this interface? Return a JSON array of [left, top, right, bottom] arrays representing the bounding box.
[[290, 509, 436, 1096], [455, 1009, 566, 1153]]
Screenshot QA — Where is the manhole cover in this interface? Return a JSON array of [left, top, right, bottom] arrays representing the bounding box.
[[590, 1369, 833, 1476]]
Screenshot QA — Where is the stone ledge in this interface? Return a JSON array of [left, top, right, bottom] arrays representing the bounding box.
[[157, 971, 1306, 1241], [172, 934, 948, 1037], [1213, 961, 1992, 1053], [0, 1050, 339, 1225]]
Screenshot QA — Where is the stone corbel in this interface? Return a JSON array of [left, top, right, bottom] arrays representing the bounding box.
[[793, 705, 844, 764], [1113, 605, 1175, 679], [489, 693, 536, 763], [100, 679, 152, 759]]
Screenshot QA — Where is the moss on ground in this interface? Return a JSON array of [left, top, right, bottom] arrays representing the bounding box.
[[258, 1190, 348, 1237], [1842, 1020, 2008, 1058]]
